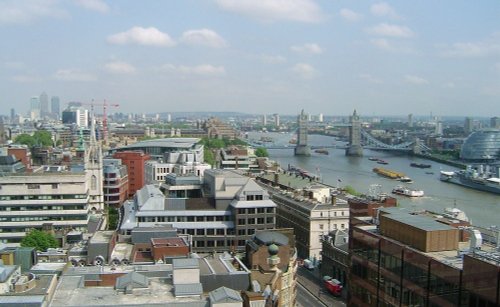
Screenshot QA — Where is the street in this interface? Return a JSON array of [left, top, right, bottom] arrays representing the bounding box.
[[296, 267, 346, 307]]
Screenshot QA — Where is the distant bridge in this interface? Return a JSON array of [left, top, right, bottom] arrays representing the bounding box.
[[248, 129, 430, 153]]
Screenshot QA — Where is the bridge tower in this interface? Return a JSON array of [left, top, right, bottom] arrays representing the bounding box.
[[295, 109, 311, 156], [346, 109, 363, 156]]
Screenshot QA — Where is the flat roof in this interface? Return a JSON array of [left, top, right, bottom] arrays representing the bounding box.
[[120, 138, 200, 149], [381, 211, 455, 231], [173, 258, 199, 270]]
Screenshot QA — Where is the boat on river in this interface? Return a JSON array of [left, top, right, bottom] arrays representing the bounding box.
[[411, 162, 432, 168], [373, 167, 406, 180], [392, 185, 424, 197], [440, 165, 500, 195]]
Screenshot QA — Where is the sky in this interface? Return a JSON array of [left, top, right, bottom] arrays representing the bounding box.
[[1, 0, 500, 117]]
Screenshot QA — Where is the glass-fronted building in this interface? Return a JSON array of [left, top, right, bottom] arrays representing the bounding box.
[[460, 129, 500, 161]]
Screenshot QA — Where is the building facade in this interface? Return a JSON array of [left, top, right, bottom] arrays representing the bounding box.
[[103, 159, 129, 208], [113, 151, 150, 198], [0, 168, 90, 246], [120, 170, 277, 252]]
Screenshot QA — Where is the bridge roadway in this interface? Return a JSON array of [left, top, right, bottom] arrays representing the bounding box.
[[248, 143, 413, 151]]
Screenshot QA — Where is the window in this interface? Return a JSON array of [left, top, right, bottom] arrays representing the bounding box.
[[247, 208, 256, 214], [196, 216, 204, 222], [248, 218, 255, 224], [255, 195, 263, 200], [238, 208, 246, 214], [206, 229, 214, 235], [319, 224, 324, 230], [187, 216, 195, 222], [91, 175, 97, 190], [52, 184, 58, 189], [257, 208, 265, 214], [246, 195, 254, 201], [266, 208, 274, 214], [266, 217, 274, 224], [196, 229, 204, 235], [216, 229, 225, 235], [238, 219, 245, 225], [257, 218, 264, 224], [341, 223, 345, 229], [27, 184, 40, 189], [248, 229, 255, 235], [238, 229, 245, 235]]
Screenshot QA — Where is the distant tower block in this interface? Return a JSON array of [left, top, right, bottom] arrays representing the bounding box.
[[346, 110, 363, 157], [294, 109, 311, 156]]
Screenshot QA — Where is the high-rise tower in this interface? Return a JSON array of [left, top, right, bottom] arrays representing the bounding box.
[[294, 110, 311, 156], [51, 96, 60, 119], [40, 92, 49, 117], [345, 110, 363, 156]]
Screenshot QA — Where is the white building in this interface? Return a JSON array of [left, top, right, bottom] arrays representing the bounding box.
[[145, 145, 211, 185], [0, 167, 90, 246]]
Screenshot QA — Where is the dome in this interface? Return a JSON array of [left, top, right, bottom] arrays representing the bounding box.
[[268, 243, 279, 256], [460, 129, 500, 161]]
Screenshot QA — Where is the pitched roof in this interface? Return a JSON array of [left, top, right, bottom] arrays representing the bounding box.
[[209, 286, 243, 303], [115, 271, 149, 290]]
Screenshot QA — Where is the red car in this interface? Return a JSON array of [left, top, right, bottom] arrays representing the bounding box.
[[324, 277, 342, 296]]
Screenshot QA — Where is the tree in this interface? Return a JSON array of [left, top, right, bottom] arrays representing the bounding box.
[[33, 130, 53, 146], [15, 134, 36, 147], [108, 207, 119, 230], [21, 229, 58, 251], [255, 147, 269, 157]]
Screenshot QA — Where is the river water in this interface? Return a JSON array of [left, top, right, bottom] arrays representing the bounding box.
[[248, 132, 500, 228]]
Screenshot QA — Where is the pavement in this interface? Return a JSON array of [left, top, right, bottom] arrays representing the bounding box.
[[296, 267, 346, 307]]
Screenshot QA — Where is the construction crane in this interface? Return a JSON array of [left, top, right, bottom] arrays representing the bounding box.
[[75, 100, 119, 143]]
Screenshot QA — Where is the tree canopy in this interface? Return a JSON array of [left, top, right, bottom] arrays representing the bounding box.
[[255, 147, 269, 157], [20, 229, 58, 251], [15, 130, 53, 147]]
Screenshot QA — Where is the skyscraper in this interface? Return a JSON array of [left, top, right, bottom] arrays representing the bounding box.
[[30, 96, 40, 119], [408, 113, 413, 128], [491, 116, 500, 129], [274, 113, 280, 127], [51, 96, 60, 119], [40, 92, 49, 117], [10, 108, 15, 121], [464, 117, 474, 135]]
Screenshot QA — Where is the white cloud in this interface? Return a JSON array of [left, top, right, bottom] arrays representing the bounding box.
[[11, 75, 42, 83], [260, 54, 287, 64], [404, 75, 428, 85], [215, 0, 324, 23], [366, 23, 414, 38], [104, 61, 136, 74], [371, 2, 400, 19], [359, 73, 382, 84], [160, 64, 226, 76], [108, 27, 176, 47], [440, 35, 500, 57], [291, 63, 317, 79], [495, 63, 500, 71], [339, 8, 362, 22], [180, 29, 227, 48], [75, 0, 109, 13], [54, 69, 97, 81], [443, 81, 456, 88], [0, 0, 68, 24], [4, 61, 25, 70], [291, 43, 323, 54], [370, 38, 416, 54]]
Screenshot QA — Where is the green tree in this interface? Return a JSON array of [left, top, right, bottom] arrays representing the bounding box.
[[108, 207, 119, 230], [21, 229, 58, 251], [204, 148, 216, 166], [33, 130, 53, 146], [15, 134, 36, 147], [255, 147, 269, 157], [344, 185, 362, 196]]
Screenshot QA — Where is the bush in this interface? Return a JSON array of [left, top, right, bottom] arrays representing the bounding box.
[[21, 229, 58, 251]]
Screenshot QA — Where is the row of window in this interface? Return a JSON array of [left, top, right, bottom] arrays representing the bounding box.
[[191, 239, 246, 248], [137, 215, 231, 223], [0, 215, 87, 222], [245, 194, 263, 201], [237, 217, 274, 225], [0, 194, 87, 201], [237, 207, 274, 214], [0, 205, 86, 211]]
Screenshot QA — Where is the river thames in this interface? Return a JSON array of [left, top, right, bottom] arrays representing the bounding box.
[[248, 132, 500, 228]]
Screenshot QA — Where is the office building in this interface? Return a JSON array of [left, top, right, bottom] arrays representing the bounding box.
[[29, 96, 40, 120], [274, 113, 280, 127], [62, 106, 89, 128], [491, 116, 500, 129], [113, 137, 201, 159], [0, 166, 90, 246], [464, 116, 474, 135], [348, 207, 500, 306], [102, 159, 129, 208], [257, 172, 349, 260], [40, 92, 49, 117], [112, 151, 150, 197], [51, 96, 60, 119], [121, 170, 277, 252], [460, 129, 500, 161]]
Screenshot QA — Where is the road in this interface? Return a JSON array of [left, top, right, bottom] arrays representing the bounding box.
[[296, 267, 346, 307]]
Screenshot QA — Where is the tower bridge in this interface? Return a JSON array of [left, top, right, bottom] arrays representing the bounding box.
[[249, 110, 430, 154]]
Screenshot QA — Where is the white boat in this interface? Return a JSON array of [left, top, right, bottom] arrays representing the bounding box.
[[398, 176, 413, 183], [392, 185, 424, 197]]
